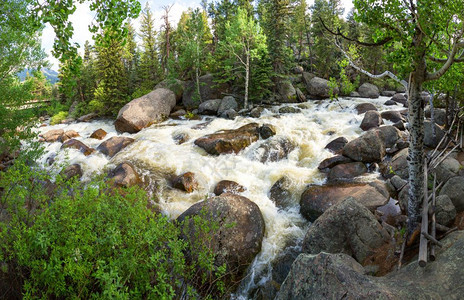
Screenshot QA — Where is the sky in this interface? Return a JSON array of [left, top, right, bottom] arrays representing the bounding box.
[[41, 0, 354, 70]]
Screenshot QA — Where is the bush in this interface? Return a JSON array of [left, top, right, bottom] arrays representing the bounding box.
[[0, 155, 226, 299], [50, 111, 68, 125]]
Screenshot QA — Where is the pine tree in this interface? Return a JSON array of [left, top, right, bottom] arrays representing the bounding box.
[[80, 40, 97, 104], [139, 3, 160, 91], [123, 22, 140, 96]]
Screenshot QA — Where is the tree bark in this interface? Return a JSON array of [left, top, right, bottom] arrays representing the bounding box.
[[244, 52, 250, 109]]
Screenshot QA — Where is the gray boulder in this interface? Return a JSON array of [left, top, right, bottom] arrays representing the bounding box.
[[381, 110, 404, 123], [198, 99, 221, 115], [381, 90, 396, 97], [251, 137, 295, 163], [325, 137, 348, 154], [277, 79, 298, 103], [217, 96, 238, 116], [343, 129, 386, 163], [301, 72, 315, 88], [435, 195, 456, 227], [327, 162, 367, 182], [355, 102, 377, 114], [425, 107, 447, 126], [424, 120, 446, 148], [307, 77, 338, 99], [220, 109, 238, 119], [318, 155, 353, 170], [440, 176, 464, 212], [432, 156, 461, 183], [114, 88, 176, 133], [360, 110, 383, 131], [381, 148, 409, 180], [358, 83, 380, 98], [302, 197, 390, 263], [391, 93, 407, 105]]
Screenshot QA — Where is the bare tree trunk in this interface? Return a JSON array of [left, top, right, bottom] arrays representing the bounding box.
[[244, 52, 250, 109]]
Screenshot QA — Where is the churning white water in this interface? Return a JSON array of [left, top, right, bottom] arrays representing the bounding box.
[[35, 96, 404, 297]]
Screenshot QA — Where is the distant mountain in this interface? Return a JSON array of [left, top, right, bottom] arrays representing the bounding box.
[[17, 68, 59, 84]]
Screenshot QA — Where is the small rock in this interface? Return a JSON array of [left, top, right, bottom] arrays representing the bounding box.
[[259, 124, 276, 139], [384, 100, 397, 106], [324, 137, 348, 154], [108, 162, 141, 188], [390, 175, 408, 191], [391, 93, 407, 105], [381, 111, 404, 123], [435, 195, 457, 227], [97, 136, 135, 158], [349, 91, 361, 97], [170, 109, 187, 118], [360, 110, 383, 131], [269, 176, 293, 209], [220, 108, 238, 119], [250, 107, 264, 118], [214, 180, 246, 195], [198, 99, 221, 115], [173, 132, 189, 144], [251, 137, 295, 163], [279, 106, 301, 114], [381, 90, 396, 97], [59, 130, 80, 143], [77, 112, 98, 122], [172, 172, 199, 193], [90, 128, 107, 140], [61, 139, 95, 156], [393, 121, 406, 131], [355, 103, 377, 114]]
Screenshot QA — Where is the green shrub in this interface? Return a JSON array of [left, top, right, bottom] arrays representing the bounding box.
[[0, 155, 226, 299], [50, 111, 68, 125]]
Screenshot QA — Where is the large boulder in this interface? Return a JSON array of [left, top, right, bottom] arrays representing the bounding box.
[[154, 78, 186, 103], [277, 79, 298, 103], [300, 181, 390, 221], [355, 103, 377, 114], [40, 129, 64, 142], [214, 180, 246, 196], [97, 136, 135, 158], [358, 83, 380, 98], [114, 88, 176, 133], [251, 137, 295, 163], [425, 107, 447, 126], [342, 130, 386, 163], [381, 110, 404, 123], [435, 195, 457, 227], [360, 110, 383, 131], [377, 125, 402, 148], [324, 137, 348, 154], [424, 120, 446, 148], [182, 74, 228, 109], [301, 72, 315, 88], [306, 77, 338, 99], [278, 231, 464, 300], [198, 99, 221, 115], [302, 197, 390, 263], [194, 123, 260, 155], [391, 93, 407, 105], [439, 176, 464, 212], [61, 139, 95, 156], [381, 148, 409, 180], [431, 156, 461, 183], [327, 162, 367, 182], [177, 193, 265, 290], [217, 96, 238, 116], [108, 162, 141, 188]]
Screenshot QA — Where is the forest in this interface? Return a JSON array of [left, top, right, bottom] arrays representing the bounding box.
[[1, 0, 464, 299]]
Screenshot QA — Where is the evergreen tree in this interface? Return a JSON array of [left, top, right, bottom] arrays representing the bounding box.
[[139, 3, 160, 92], [123, 22, 140, 96], [80, 40, 97, 104]]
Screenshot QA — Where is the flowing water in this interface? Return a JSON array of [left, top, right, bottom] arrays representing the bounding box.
[[35, 96, 404, 297]]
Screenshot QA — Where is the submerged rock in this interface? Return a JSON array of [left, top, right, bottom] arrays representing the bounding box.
[[172, 172, 199, 193], [114, 88, 176, 133], [252, 137, 295, 163], [61, 139, 95, 156], [214, 180, 246, 196], [97, 136, 135, 158], [194, 123, 260, 155], [177, 193, 265, 291]]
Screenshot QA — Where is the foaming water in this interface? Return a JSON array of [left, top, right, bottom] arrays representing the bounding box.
[[35, 96, 403, 297]]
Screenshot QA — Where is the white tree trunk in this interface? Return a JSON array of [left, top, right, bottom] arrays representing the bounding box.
[[244, 52, 250, 109]]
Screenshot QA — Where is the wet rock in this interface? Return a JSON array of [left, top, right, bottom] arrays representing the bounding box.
[[77, 112, 98, 122], [382, 148, 409, 180], [40, 129, 64, 142], [358, 83, 380, 98], [302, 197, 390, 264], [327, 162, 367, 182], [424, 120, 446, 148], [220, 108, 238, 119], [250, 106, 264, 118], [381, 90, 396, 97], [170, 109, 187, 118], [108, 162, 141, 188], [172, 172, 199, 193], [198, 99, 221, 115], [349, 91, 361, 97], [277, 80, 297, 103], [377, 125, 402, 148], [177, 193, 265, 291], [194, 123, 260, 155], [306, 77, 337, 99], [318, 155, 353, 170], [183, 74, 228, 109], [360, 110, 383, 131], [435, 195, 456, 227], [60, 164, 83, 180], [154, 78, 186, 103], [217, 96, 238, 116], [381, 111, 404, 123], [301, 72, 315, 88], [355, 102, 377, 114], [114, 88, 176, 133], [214, 180, 246, 195], [172, 132, 189, 144], [97, 136, 135, 158], [295, 87, 306, 102], [90, 128, 107, 140], [324, 137, 348, 154], [278, 106, 301, 114], [279, 231, 464, 299], [61, 139, 95, 156], [252, 137, 295, 163], [431, 156, 461, 183], [391, 93, 407, 105], [259, 124, 276, 140], [342, 130, 386, 163], [269, 176, 293, 209], [425, 107, 446, 126], [384, 99, 397, 106], [59, 130, 80, 142], [439, 176, 464, 212], [300, 181, 390, 222]]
